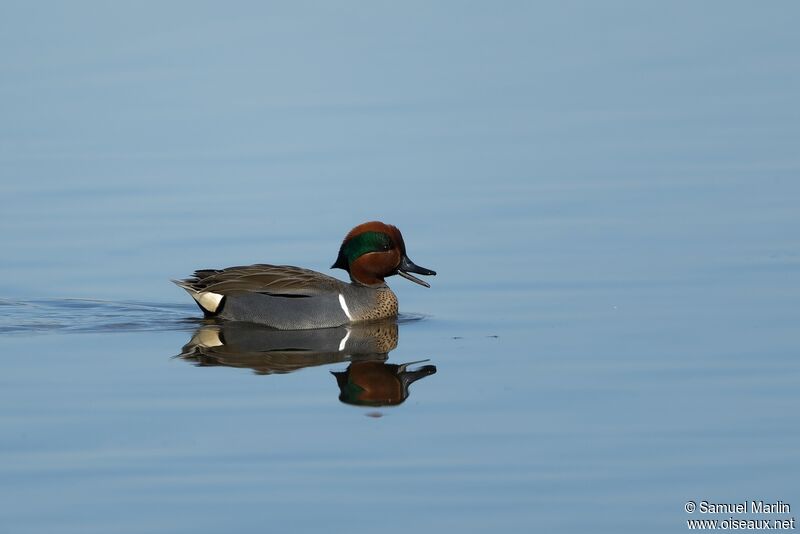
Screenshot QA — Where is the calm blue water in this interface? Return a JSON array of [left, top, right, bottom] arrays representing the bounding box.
[[2, 3, 799, 533]]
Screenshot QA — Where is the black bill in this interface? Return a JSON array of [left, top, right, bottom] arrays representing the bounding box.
[[397, 255, 436, 288]]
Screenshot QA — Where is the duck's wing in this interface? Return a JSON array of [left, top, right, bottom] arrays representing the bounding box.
[[174, 264, 343, 297]]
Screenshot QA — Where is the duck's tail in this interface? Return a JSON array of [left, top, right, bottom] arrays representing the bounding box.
[[171, 278, 223, 316]]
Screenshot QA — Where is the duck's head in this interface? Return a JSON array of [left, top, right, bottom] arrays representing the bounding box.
[[332, 360, 437, 407], [331, 221, 436, 287]]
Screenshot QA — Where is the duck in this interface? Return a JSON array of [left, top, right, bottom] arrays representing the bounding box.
[[173, 221, 435, 329]]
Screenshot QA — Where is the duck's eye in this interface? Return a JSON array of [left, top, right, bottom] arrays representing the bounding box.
[[381, 243, 392, 251]]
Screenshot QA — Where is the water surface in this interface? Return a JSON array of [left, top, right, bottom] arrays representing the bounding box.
[[1, 3, 799, 533]]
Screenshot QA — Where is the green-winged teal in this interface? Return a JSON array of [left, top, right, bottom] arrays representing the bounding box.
[[173, 221, 435, 329]]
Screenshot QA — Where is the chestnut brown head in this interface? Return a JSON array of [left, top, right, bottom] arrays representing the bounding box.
[[331, 221, 436, 287]]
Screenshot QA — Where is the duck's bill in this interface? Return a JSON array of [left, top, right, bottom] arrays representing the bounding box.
[[398, 256, 436, 288], [399, 362, 437, 387]]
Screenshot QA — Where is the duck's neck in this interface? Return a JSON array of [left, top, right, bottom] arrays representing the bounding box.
[[350, 275, 387, 288], [348, 263, 388, 287]]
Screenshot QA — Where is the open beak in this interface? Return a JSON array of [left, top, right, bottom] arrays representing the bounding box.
[[398, 359, 437, 388], [397, 255, 436, 288]]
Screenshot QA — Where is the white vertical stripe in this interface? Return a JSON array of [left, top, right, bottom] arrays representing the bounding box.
[[338, 328, 351, 351], [338, 293, 353, 321]]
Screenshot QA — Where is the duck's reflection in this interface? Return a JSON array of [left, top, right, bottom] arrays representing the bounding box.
[[176, 320, 435, 406], [333, 360, 435, 406]]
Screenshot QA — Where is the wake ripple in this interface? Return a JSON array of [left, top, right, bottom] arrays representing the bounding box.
[[0, 298, 201, 335], [0, 298, 428, 335]]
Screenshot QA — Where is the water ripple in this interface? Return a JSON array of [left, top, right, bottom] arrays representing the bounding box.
[[0, 298, 428, 335], [0, 298, 201, 335]]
